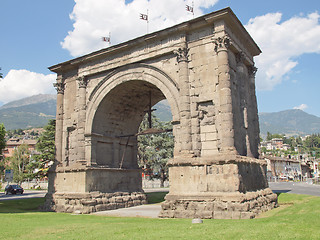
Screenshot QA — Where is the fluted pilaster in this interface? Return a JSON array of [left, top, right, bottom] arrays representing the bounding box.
[[53, 78, 65, 165], [213, 35, 236, 153], [174, 45, 192, 153]]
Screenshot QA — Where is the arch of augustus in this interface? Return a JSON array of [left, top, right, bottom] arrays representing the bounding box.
[[44, 8, 277, 219]]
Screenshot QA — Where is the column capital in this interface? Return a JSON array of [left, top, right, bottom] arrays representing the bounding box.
[[53, 82, 65, 94], [248, 65, 258, 78], [173, 48, 189, 63], [77, 76, 88, 88], [213, 35, 231, 52]]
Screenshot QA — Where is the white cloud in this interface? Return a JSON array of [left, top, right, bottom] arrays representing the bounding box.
[[293, 104, 308, 111], [245, 12, 320, 90], [0, 70, 56, 104], [61, 0, 218, 57]]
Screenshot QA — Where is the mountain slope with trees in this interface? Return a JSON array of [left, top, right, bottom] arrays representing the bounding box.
[[259, 109, 320, 137], [0, 94, 56, 130]]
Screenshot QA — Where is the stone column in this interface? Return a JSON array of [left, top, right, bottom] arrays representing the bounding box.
[[174, 43, 192, 153], [248, 65, 259, 158], [214, 35, 236, 154], [236, 52, 253, 157], [76, 76, 88, 165], [53, 78, 65, 166]]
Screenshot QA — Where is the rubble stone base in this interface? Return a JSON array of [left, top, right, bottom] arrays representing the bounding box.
[[159, 188, 278, 219], [43, 191, 147, 214]]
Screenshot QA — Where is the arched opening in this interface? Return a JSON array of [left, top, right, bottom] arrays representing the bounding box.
[[91, 80, 168, 169], [85, 64, 180, 172]]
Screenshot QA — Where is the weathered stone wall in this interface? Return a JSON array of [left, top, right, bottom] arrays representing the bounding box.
[[85, 168, 142, 193], [168, 156, 268, 195], [50, 168, 142, 193], [160, 188, 277, 219], [51, 170, 86, 193], [44, 191, 147, 214]]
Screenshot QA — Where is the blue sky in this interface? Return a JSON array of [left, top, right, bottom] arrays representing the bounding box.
[[1, 0, 320, 117]]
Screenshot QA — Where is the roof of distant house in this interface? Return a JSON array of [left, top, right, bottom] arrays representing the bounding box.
[[6, 138, 37, 146]]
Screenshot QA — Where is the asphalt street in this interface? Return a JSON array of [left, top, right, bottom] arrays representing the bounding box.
[[269, 181, 320, 197], [0, 190, 47, 201], [1, 183, 319, 201]]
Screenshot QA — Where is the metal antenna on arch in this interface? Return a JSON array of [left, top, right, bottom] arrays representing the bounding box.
[[146, 9, 149, 34]]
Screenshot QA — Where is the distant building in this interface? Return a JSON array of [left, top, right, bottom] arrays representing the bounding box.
[[282, 144, 290, 151], [265, 156, 301, 181], [260, 138, 291, 151], [3, 138, 38, 158], [265, 155, 316, 181], [271, 138, 283, 149]]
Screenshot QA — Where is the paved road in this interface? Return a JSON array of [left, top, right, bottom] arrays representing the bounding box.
[[0, 183, 318, 202], [0, 190, 47, 201], [92, 203, 162, 218], [92, 188, 169, 218], [269, 182, 320, 197]]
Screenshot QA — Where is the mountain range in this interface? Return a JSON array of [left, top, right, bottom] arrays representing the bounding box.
[[0, 94, 320, 136], [0, 94, 56, 130], [259, 109, 320, 137]]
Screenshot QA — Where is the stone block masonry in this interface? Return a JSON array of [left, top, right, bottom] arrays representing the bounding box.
[[160, 189, 277, 219], [43, 191, 147, 214]]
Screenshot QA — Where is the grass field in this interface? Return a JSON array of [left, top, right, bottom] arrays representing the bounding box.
[[0, 192, 319, 240]]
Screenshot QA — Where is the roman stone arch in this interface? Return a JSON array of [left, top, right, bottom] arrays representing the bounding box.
[[44, 8, 277, 218]]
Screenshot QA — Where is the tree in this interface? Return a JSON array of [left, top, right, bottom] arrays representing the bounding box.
[[137, 114, 174, 187], [303, 134, 320, 158], [266, 132, 273, 141], [11, 143, 31, 183], [0, 67, 3, 79], [35, 119, 56, 177], [0, 123, 5, 160], [266, 132, 284, 141], [0, 123, 6, 179], [304, 134, 320, 149]]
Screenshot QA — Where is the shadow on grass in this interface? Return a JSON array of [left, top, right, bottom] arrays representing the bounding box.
[[145, 191, 169, 204], [0, 192, 169, 214], [0, 198, 45, 214]]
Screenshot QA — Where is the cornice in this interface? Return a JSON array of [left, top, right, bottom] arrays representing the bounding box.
[[49, 7, 260, 74]]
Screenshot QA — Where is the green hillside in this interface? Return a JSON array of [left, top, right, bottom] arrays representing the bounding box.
[[0, 94, 56, 130], [259, 109, 320, 137], [154, 100, 172, 122]]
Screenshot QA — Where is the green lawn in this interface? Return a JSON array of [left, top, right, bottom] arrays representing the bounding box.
[[0, 193, 319, 240]]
